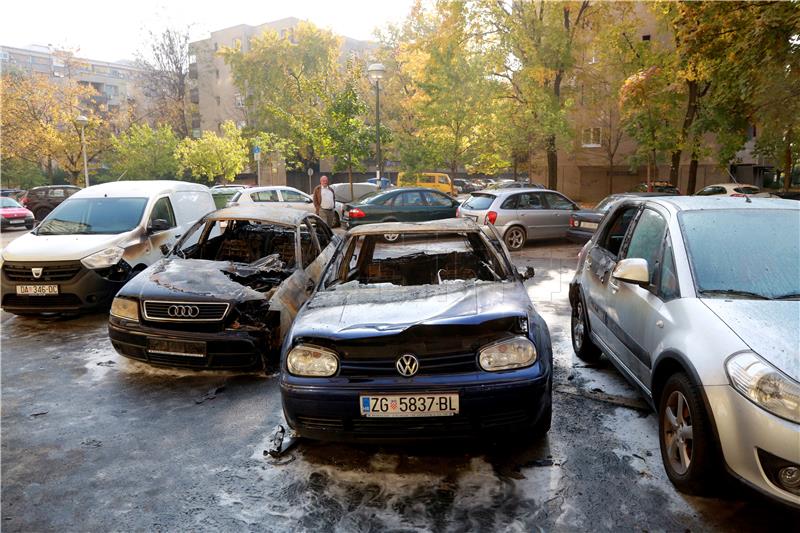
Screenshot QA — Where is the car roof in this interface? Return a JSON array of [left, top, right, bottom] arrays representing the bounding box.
[[244, 185, 307, 194], [71, 180, 208, 199], [645, 196, 799, 212], [348, 217, 481, 235], [375, 187, 447, 194], [205, 205, 312, 225], [471, 187, 552, 196]]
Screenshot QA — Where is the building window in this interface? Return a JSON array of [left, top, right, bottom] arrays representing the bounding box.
[[234, 94, 245, 108], [192, 128, 201, 139], [188, 53, 196, 64], [642, 34, 651, 41], [581, 128, 602, 148]]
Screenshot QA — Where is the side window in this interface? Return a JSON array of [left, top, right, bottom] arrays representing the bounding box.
[[149, 197, 177, 229], [255, 190, 279, 202], [437, 175, 449, 184], [282, 190, 308, 202], [500, 195, 519, 209], [299, 221, 318, 268], [542, 192, 575, 210], [517, 192, 543, 210], [623, 208, 667, 287], [658, 235, 680, 301], [49, 188, 66, 198], [397, 192, 425, 206], [598, 205, 639, 257], [422, 191, 451, 207], [419, 176, 434, 185], [310, 217, 332, 248]]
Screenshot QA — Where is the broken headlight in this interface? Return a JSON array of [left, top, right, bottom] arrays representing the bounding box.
[[82, 246, 125, 269], [479, 336, 537, 372], [287, 344, 339, 377], [110, 297, 139, 321], [726, 351, 800, 424]]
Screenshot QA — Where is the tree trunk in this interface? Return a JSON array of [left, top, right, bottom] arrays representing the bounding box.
[[608, 154, 615, 195], [670, 80, 703, 185], [513, 158, 518, 181], [669, 150, 682, 186], [348, 161, 354, 200], [783, 129, 794, 191], [46, 158, 54, 183], [687, 150, 699, 195], [546, 135, 558, 190]]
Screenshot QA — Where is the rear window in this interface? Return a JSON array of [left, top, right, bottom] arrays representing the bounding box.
[[733, 186, 759, 194], [462, 194, 495, 210]]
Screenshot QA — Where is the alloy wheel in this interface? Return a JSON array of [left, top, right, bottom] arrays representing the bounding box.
[[662, 390, 694, 475], [505, 228, 525, 250], [572, 301, 584, 351]]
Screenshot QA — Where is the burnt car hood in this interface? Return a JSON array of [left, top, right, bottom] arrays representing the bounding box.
[[119, 258, 272, 303], [702, 299, 800, 382], [295, 280, 532, 339]]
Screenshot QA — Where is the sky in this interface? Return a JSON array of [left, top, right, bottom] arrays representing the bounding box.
[[1, 0, 416, 62]]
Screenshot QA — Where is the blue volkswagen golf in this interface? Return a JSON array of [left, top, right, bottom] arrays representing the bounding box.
[[279, 218, 552, 441]]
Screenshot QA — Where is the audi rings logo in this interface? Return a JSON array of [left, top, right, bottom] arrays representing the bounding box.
[[167, 304, 200, 318], [396, 354, 419, 377]]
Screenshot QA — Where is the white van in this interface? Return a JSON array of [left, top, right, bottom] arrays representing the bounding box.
[[0, 181, 215, 314]]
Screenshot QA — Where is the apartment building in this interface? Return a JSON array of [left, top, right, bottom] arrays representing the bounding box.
[[1, 44, 150, 117]]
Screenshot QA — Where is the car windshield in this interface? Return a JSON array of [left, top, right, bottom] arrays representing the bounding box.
[[462, 193, 495, 210], [325, 231, 509, 288], [679, 209, 800, 300], [1, 198, 22, 208], [36, 198, 148, 235]]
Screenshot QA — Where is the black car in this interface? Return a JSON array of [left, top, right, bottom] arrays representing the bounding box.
[[108, 206, 339, 370], [567, 192, 672, 244], [342, 187, 460, 233], [280, 218, 552, 441], [19, 185, 81, 220], [629, 181, 681, 195]]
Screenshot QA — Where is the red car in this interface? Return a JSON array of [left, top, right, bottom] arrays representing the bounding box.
[[0, 197, 35, 230]]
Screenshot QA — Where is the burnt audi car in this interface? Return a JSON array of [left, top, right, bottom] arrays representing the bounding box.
[[280, 218, 552, 441], [108, 206, 338, 370]]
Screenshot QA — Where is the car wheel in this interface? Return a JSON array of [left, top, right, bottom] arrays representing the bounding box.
[[25, 223, 34, 230], [571, 293, 602, 363], [34, 207, 49, 221], [658, 372, 719, 495], [503, 226, 526, 251]]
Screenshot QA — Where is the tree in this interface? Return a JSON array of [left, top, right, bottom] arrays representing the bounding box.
[[323, 73, 373, 198], [109, 124, 179, 180], [136, 27, 192, 137], [174, 121, 248, 183]]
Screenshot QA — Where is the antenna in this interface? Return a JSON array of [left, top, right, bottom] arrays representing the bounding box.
[[116, 170, 128, 181]]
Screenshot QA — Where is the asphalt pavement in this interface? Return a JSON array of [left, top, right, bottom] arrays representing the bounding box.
[[1, 236, 796, 531]]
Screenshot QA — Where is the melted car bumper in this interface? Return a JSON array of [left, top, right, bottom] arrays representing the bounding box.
[[281, 363, 551, 442], [706, 385, 800, 508]]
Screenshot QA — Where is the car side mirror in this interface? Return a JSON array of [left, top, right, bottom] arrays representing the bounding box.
[[612, 258, 649, 287], [518, 266, 535, 280], [305, 197, 313, 203], [147, 218, 170, 234]]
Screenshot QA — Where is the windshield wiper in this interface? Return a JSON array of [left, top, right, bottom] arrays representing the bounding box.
[[698, 289, 772, 300]]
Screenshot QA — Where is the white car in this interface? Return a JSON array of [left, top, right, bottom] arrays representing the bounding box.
[[330, 182, 380, 227], [228, 186, 315, 213], [1, 181, 215, 314], [570, 196, 799, 506], [694, 183, 778, 198]]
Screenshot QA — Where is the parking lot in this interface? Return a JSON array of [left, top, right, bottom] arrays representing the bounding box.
[[2, 232, 796, 532]]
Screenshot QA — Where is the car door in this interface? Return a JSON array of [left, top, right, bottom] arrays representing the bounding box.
[[602, 206, 670, 385], [144, 196, 179, 262], [281, 189, 315, 213], [393, 191, 427, 222], [421, 191, 457, 220], [512, 192, 550, 239], [541, 192, 578, 238]]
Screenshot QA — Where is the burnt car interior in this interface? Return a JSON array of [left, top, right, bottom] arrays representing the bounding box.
[[328, 232, 509, 287]]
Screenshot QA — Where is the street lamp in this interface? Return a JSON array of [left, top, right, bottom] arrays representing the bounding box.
[[75, 115, 89, 188], [367, 63, 386, 182]]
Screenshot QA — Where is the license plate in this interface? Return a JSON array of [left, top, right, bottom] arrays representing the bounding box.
[[582, 222, 598, 230], [360, 393, 459, 417], [9, 219, 24, 224], [148, 338, 206, 358], [16, 285, 58, 295]]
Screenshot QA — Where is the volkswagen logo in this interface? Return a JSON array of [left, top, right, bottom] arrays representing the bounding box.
[[167, 304, 200, 318], [396, 354, 419, 377]]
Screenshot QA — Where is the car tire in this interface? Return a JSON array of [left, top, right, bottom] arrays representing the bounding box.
[[532, 396, 552, 437], [658, 372, 719, 496], [571, 292, 602, 363], [503, 226, 526, 251], [34, 207, 49, 221], [25, 223, 34, 230]]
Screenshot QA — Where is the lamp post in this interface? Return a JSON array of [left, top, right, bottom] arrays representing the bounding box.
[[367, 63, 386, 182], [76, 115, 89, 188]]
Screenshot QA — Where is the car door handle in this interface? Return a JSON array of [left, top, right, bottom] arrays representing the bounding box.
[[608, 279, 619, 293], [656, 320, 664, 328]]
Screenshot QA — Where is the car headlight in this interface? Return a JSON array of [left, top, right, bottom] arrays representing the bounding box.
[[110, 297, 139, 321], [479, 336, 537, 371], [287, 344, 339, 377], [81, 246, 125, 269], [726, 351, 800, 424]]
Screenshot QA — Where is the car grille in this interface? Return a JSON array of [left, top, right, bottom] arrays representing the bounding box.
[[142, 301, 230, 322], [339, 352, 478, 376], [3, 262, 82, 282], [2, 294, 83, 308]]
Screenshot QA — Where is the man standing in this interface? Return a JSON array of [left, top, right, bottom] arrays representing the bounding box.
[[312, 175, 336, 227]]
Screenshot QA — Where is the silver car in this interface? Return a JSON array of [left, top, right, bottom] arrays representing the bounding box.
[[570, 196, 800, 506], [457, 188, 579, 250]]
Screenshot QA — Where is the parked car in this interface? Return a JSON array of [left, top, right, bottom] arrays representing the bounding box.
[[211, 187, 242, 209], [630, 181, 681, 195], [487, 180, 546, 190], [569, 196, 800, 506], [18, 185, 81, 221], [566, 192, 672, 244], [342, 187, 460, 238], [1, 181, 215, 315], [452, 179, 479, 195], [229, 186, 315, 212], [210, 184, 247, 190], [1, 188, 25, 198], [280, 218, 551, 441], [108, 207, 338, 370], [330, 182, 380, 227], [457, 188, 579, 251], [397, 172, 455, 195], [694, 183, 779, 198], [0, 197, 35, 230]]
